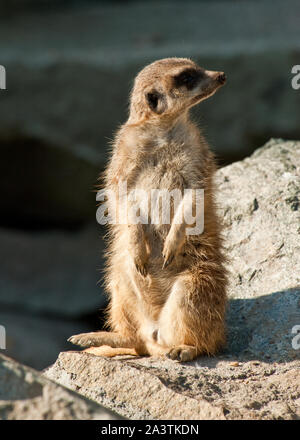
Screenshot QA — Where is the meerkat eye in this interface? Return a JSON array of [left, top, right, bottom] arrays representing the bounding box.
[[145, 90, 167, 114], [146, 92, 159, 111], [182, 74, 194, 84]]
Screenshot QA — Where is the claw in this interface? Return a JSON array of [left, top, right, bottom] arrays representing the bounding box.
[[68, 336, 81, 346], [162, 254, 174, 269], [67, 334, 93, 348]]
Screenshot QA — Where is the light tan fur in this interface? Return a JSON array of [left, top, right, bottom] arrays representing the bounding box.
[[69, 58, 228, 362]]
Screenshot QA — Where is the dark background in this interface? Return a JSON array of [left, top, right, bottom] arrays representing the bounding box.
[[0, 0, 299, 369]]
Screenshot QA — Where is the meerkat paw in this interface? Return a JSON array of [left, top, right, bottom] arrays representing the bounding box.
[[162, 236, 180, 269], [68, 332, 107, 348], [166, 345, 197, 362]]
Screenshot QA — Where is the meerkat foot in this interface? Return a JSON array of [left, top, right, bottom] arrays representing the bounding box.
[[68, 332, 104, 348], [166, 345, 197, 362], [68, 331, 135, 349]]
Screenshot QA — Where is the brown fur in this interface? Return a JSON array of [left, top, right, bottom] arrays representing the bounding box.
[[69, 58, 228, 362]]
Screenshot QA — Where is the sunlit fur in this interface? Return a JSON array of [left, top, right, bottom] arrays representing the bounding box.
[[69, 58, 228, 362]]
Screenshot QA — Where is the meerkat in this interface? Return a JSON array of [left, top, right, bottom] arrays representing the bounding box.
[[68, 57, 228, 362]]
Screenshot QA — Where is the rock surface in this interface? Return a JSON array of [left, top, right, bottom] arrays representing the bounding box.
[[219, 138, 300, 300], [44, 139, 300, 420], [45, 351, 300, 420], [0, 353, 122, 420], [218, 139, 300, 362]]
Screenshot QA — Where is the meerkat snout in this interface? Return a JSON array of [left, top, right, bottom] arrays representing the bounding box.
[[217, 72, 226, 84], [205, 70, 226, 81]]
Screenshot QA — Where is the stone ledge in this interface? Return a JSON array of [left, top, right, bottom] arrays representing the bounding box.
[[0, 353, 123, 420]]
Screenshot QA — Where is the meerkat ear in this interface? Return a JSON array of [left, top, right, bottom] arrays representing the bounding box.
[[146, 90, 167, 114]]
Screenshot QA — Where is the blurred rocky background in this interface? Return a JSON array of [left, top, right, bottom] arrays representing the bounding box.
[[0, 0, 299, 370]]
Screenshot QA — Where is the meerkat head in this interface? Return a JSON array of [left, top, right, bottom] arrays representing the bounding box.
[[128, 57, 226, 124]]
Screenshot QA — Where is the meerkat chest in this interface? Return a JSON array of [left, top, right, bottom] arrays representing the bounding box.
[[124, 147, 198, 233], [134, 147, 193, 193]]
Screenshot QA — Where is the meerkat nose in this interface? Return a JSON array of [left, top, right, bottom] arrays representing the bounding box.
[[217, 72, 226, 84]]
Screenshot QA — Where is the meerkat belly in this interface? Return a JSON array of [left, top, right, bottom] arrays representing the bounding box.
[[123, 164, 186, 307]]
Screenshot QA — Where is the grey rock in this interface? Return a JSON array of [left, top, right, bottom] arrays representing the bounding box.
[[45, 351, 300, 420], [226, 288, 300, 362], [0, 225, 106, 317], [217, 139, 300, 362], [0, 353, 122, 420], [0, 1, 300, 225], [219, 138, 300, 298], [45, 352, 226, 420]]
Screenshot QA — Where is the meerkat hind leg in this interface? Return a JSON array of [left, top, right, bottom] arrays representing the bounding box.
[[156, 276, 202, 362], [157, 272, 225, 362]]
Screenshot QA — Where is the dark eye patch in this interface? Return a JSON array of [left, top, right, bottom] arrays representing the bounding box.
[[174, 68, 204, 90]]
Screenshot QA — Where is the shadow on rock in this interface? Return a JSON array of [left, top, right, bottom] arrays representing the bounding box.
[[225, 287, 300, 363]]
